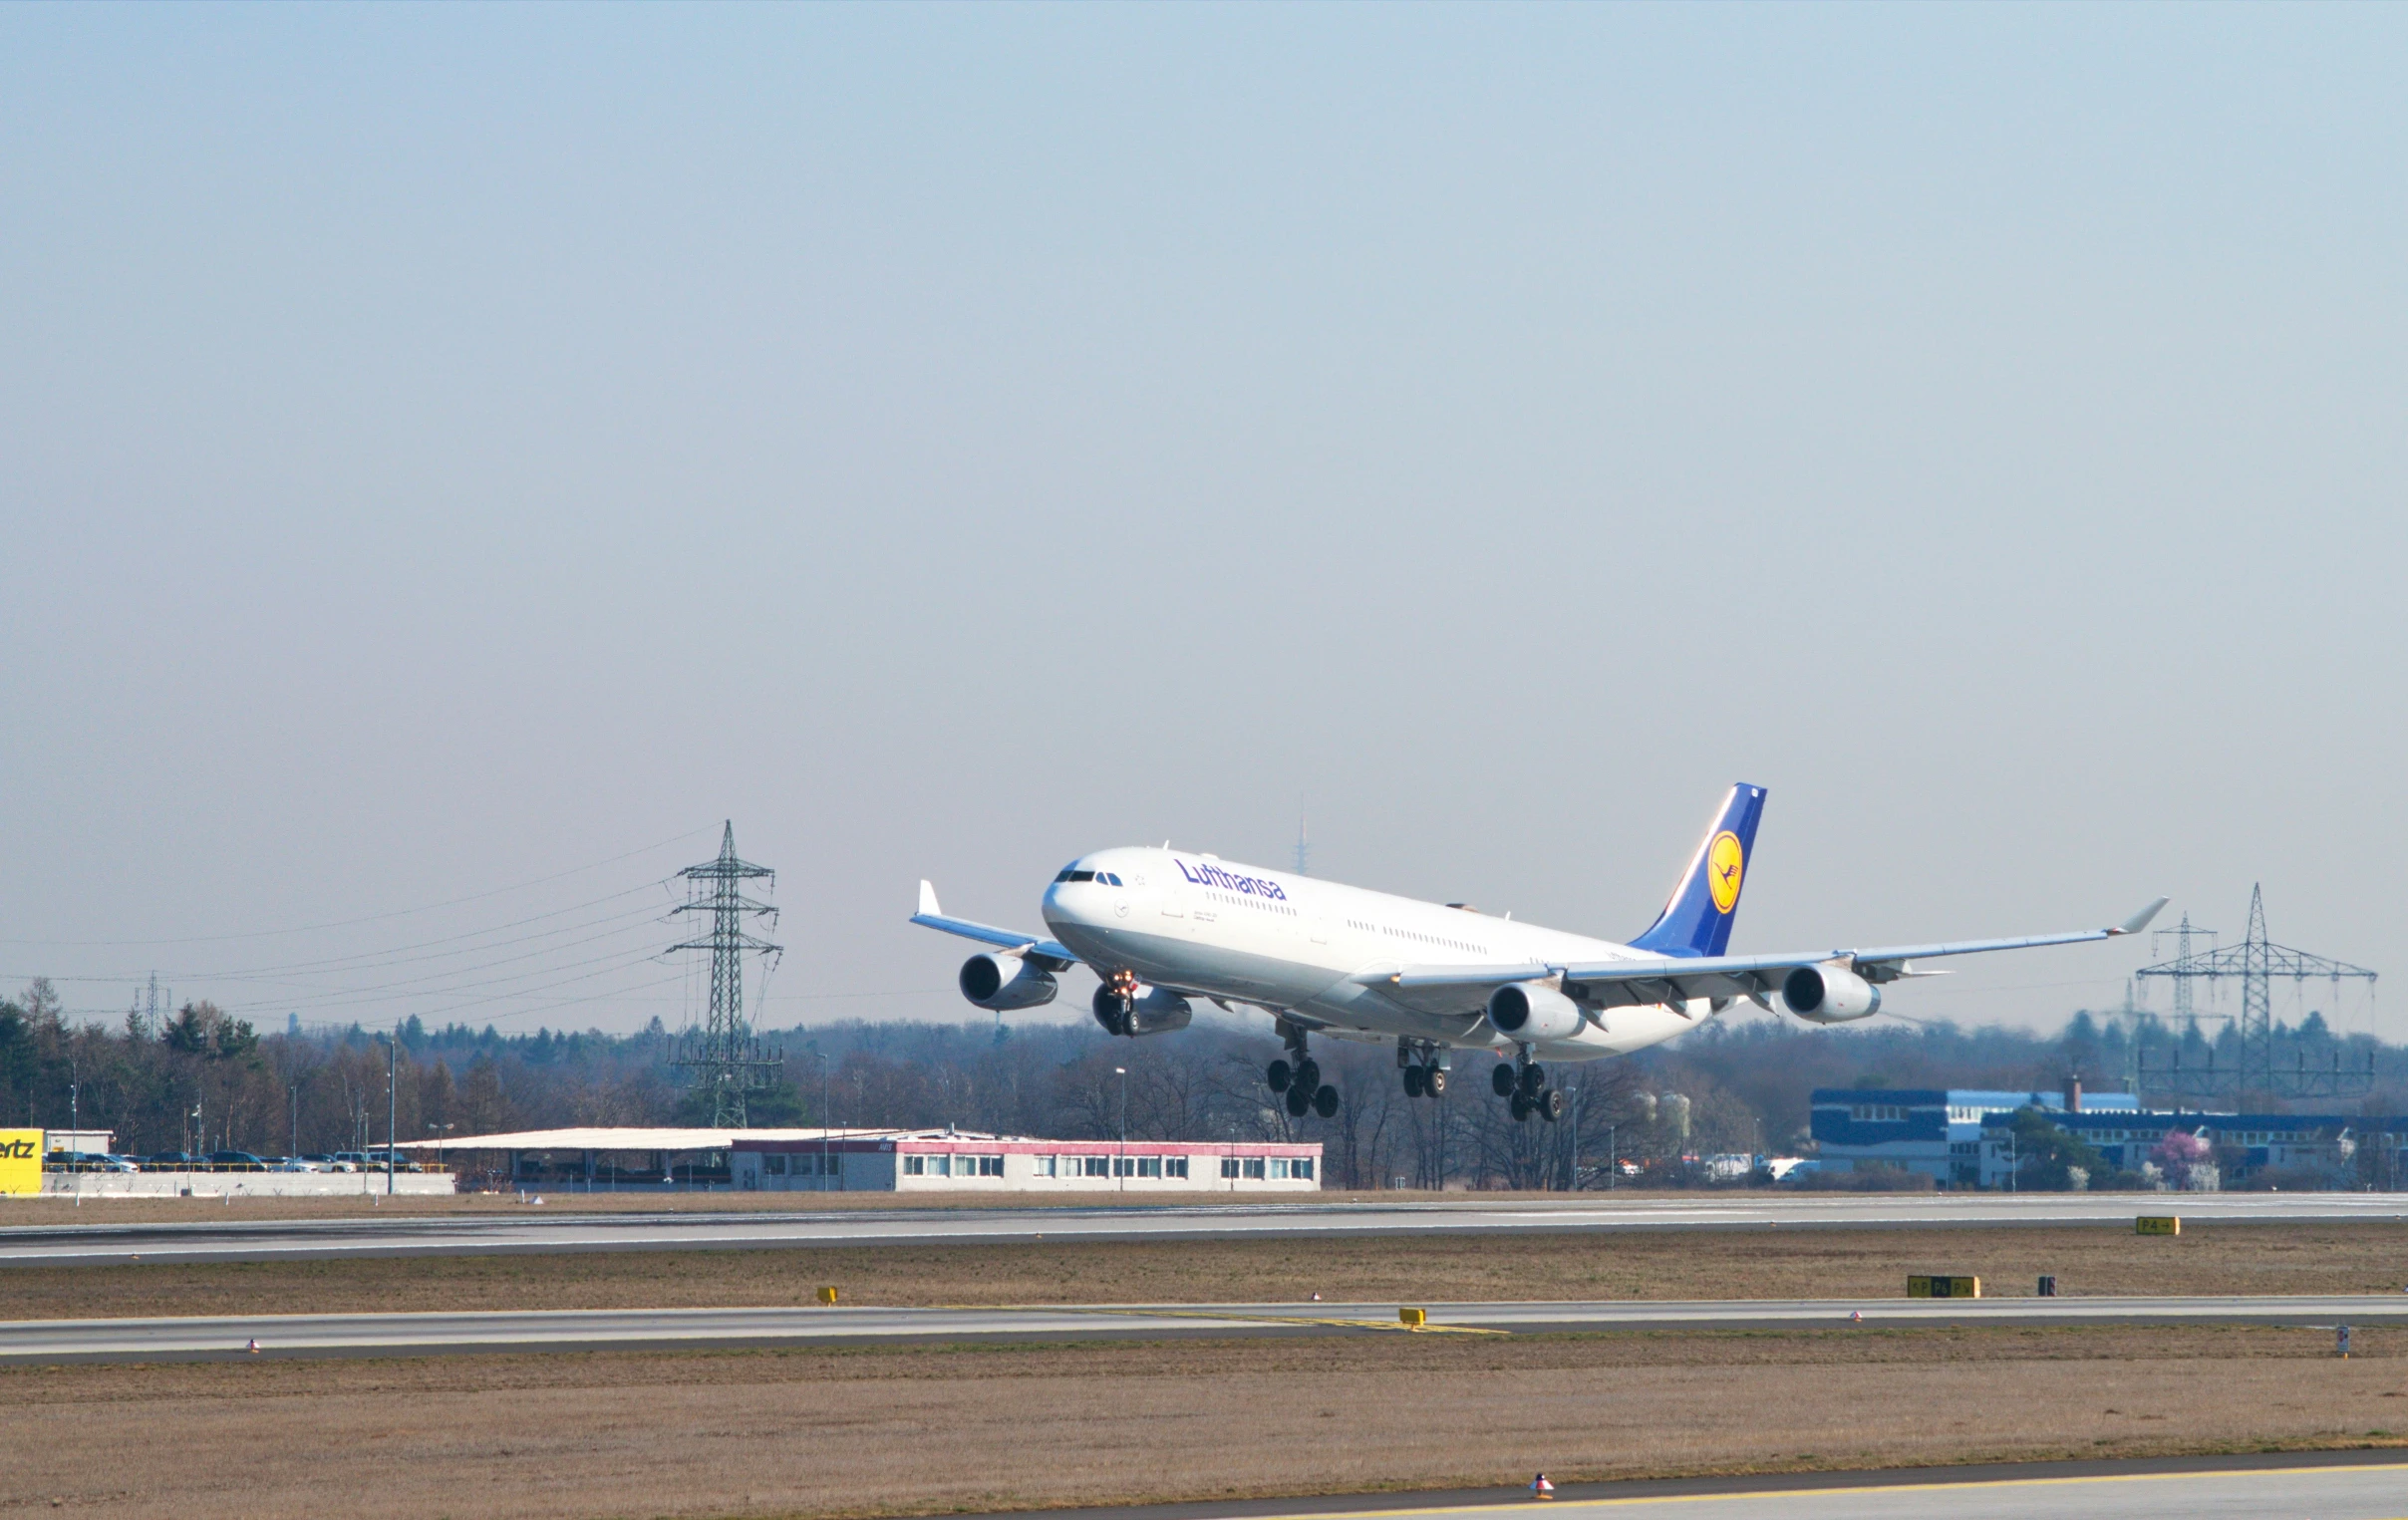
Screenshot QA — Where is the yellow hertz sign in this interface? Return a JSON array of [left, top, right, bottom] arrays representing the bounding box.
[[0, 1130, 42, 1196], [1706, 830, 1745, 914]]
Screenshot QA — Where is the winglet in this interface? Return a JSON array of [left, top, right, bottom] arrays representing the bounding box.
[[918, 879, 941, 918], [2111, 897, 2170, 937]]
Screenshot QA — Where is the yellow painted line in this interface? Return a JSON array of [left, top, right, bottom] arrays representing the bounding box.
[[1237, 1461, 2408, 1517]]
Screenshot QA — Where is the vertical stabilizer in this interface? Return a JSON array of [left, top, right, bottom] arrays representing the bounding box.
[[1629, 784, 1766, 959]]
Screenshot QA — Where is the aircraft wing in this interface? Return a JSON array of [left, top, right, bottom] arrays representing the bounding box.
[[909, 880, 1083, 972], [1374, 898, 2168, 1012]]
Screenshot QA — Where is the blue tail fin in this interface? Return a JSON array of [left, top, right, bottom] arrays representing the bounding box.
[[1629, 784, 1767, 959]]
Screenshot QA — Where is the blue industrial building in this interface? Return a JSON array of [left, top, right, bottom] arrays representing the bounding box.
[[1810, 1085, 2138, 1187], [1974, 1108, 2407, 1189], [1813, 1085, 2408, 1189]]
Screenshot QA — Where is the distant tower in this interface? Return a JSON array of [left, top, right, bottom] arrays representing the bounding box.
[[2137, 886, 2376, 1103], [669, 822, 784, 1127], [2150, 912, 2216, 1026]]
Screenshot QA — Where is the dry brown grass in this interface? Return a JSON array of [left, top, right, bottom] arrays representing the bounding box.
[[6, 1327, 2405, 1519], [6, 1222, 2407, 1322]]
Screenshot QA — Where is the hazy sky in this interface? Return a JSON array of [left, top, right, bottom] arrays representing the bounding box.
[[4, 5, 2401, 1045]]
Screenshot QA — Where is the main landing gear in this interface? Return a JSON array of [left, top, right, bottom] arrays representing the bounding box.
[[1397, 1039, 1449, 1099], [1494, 1049, 1566, 1123], [1267, 1023, 1340, 1119]]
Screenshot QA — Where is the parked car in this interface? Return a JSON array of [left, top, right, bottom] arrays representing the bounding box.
[[330, 1151, 372, 1171], [269, 1157, 324, 1173], [85, 1153, 141, 1172], [206, 1150, 268, 1171]]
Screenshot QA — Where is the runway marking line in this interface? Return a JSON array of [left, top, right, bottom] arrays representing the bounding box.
[[949, 1307, 1509, 1336], [1232, 1461, 2408, 1515]]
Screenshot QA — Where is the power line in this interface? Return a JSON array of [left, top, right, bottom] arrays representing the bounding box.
[[0, 827, 713, 947]]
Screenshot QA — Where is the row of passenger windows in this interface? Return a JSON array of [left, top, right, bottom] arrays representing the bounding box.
[[1207, 890, 1295, 916], [1346, 919, 1485, 955], [1054, 868, 1127, 886]]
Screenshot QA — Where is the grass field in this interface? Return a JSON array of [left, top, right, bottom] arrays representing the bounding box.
[[6, 1326, 2404, 1519], [7, 1223, 2408, 1320]]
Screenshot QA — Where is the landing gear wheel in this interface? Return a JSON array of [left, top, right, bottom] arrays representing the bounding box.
[[1423, 1067, 1448, 1097], [1509, 1094, 1533, 1122], [1267, 1059, 1293, 1093], [1312, 1084, 1341, 1119], [1402, 1065, 1426, 1098], [1539, 1088, 1567, 1122], [1293, 1060, 1322, 1095], [1285, 1084, 1313, 1118], [1491, 1064, 1518, 1097], [1519, 1064, 1547, 1098]]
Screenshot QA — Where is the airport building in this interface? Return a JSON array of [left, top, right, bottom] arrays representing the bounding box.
[[1816, 1086, 2408, 1189], [390, 1125, 1322, 1193], [1810, 1084, 2140, 1187], [1974, 1108, 2408, 1189], [730, 1132, 1321, 1192]]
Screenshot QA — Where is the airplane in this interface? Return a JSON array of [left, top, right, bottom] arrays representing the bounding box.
[[911, 784, 2165, 1123]]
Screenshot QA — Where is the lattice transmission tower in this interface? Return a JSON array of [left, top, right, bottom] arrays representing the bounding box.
[[2134, 884, 2377, 1105], [669, 822, 784, 1126]]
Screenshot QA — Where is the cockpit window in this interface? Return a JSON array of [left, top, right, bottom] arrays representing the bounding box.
[[1054, 869, 1096, 883], [1098, 872, 1122, 886]]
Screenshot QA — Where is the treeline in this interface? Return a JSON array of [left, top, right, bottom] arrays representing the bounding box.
[[2, 976, 2402, 1189]]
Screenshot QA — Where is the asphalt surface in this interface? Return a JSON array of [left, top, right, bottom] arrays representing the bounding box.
[[5, 1191, 2406, 1266], [9, 1293, 2407, 1364], [975, 1454, 2408, 1520]]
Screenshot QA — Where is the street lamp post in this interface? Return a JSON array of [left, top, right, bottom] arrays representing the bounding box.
[[427, 1122, 453, 1175], [68, 1056, 80, 1205], [1115, 1066, 1127, 1191], [377, 1032, 397, 1197]]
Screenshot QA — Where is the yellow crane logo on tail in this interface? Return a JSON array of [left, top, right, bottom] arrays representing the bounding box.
[[1706, 830, 1745, 914]]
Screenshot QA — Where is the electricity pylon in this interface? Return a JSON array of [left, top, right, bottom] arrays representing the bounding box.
[[2135, 885, 2376, 1105], [669, 822, 783, 1126]]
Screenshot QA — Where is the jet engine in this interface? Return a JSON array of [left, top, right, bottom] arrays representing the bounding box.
[[1486, 980, 1586, 1043], [959, 953, 1058, 1012], [1779, 963, 1881, 1024], [1091, 983, 1194, 1038]]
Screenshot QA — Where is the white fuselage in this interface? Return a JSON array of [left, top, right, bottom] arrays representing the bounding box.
[[1042, 847, 1708, 1060]]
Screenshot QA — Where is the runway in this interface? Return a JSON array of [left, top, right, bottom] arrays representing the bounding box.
[[8, 1292, 2407, 1364], [5, 1190, 2405, 1267], [991, 1455, 2408, 1520]]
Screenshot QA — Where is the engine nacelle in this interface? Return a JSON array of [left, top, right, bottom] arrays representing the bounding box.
[[1091, 983, 1193, 1038], [1486, 980, 1586, 1043], [959, 953, 1058, 1012], [1780, 963, 1881, 1024]]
